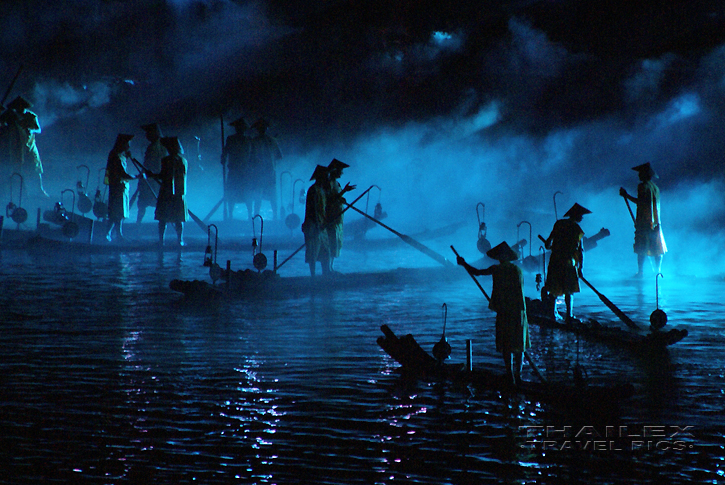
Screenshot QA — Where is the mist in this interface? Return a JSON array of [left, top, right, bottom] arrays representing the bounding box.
[[3, 0, 725, 277]]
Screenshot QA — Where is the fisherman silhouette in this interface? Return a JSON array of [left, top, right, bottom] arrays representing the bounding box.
[[619, 163, 667, 277], [145, 137, 188, 248], [0, 95, 49, 200], [133, 123, 166, 223], [104, 134, 140, 242], [325, 158, 356, 273], [457, 241, 530, 387], [248, 118, 282, 219], [221, 117, 252, 219], [542, 203, 590, 323], [302, 165, 331, 277]]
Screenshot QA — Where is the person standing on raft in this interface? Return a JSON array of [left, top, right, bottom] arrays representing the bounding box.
[[104, 134, 139, 242], [457, 241, 530, 387], [301, 165, 331, 277], [619, 162, 667, 277], [134, 123, 166, 223], [543, 203, 590, 323], [325, 158, 355, 274], [145, 136, 188, 247]]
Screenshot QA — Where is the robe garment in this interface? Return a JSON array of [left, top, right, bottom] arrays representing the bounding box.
[[326, 178, 345, 258], [0, 110, 43, 201], [248, 133, 282, 199], [479, 261, 530, 353], [302, 181, 330, 264], [154, 154, 188, 223], [137, 139, 166, 209], [222, 133, 252, 202], [633, 180, 667, 256], [105, 151, 136, 222], [545, 218, 584, 297], [0, 110, 43, 176]]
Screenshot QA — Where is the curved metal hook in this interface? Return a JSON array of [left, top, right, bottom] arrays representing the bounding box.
[[252, 214, 264, 253], [476, 202, 485, 225], [365, 185, 382, 215], [77, 164, 90, 190], [656, 273, 664, 309], [293, 178, 305, 205], [517, 221, 532, 257], [61, 188, 76, 216], [553, 191, 563, 220], [441, 303, 447, 335]]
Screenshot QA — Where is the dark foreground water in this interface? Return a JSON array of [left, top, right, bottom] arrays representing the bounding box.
[[1, 242, 723, 484]]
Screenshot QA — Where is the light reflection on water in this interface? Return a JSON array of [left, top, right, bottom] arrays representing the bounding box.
[[0, 247, 723, 483]]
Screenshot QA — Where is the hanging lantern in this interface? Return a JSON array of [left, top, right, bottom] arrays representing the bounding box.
[[204, 224, 218, 268], [203, 245, 213, 267]]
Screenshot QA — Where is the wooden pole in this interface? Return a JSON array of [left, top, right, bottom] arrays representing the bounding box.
[[450, 245, 547, 384]]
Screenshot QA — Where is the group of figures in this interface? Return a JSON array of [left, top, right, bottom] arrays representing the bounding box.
[[104, 124, 188, 247], [301, 158, 356, 277], [221, 117, 282, 220], [457, 162, 667, 386], [0, 95, 49, 205]]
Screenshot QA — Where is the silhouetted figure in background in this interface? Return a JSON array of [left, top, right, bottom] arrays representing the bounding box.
[[133, 123, 166, 223], [105, 134, 138, 242], [325, 158, 356, 273], [221, 117, 252, 219], [543, 203, 590, 323], [147, 137, 188, 247], [0, 95, 49, 200], [302, 165, 330, 277], [457, 241, 530, 387], [620, 163, 667, 277], [249, 118, 282, 219]]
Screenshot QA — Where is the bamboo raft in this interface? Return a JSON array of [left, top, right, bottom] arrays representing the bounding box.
[[525, 298, 688, 351], [377, 324, 634, 415], [169, 265, 461, 301]]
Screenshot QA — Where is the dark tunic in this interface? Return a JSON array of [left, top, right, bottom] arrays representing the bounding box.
[[222, 133, 252, 202], [480, 261, 530, 353], [633, 180, 667, 256], [249, 133, 282, 198], [105, 151, 135, 221], [0, 109, 43, 176], [545, 218, 584, 296], [154, 154, 188, 223], [326, 178, 345, 258], [138, 139, 166, 209], [0, 109, 43, 201], [302, 181, 329, 264]]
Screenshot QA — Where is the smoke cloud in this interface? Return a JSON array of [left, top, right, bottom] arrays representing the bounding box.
[[2, 1, 725, 276]]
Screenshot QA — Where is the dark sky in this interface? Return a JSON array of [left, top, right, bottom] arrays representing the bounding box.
[[3, 0, 725, 274]]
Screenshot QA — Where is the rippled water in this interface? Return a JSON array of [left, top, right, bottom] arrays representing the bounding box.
[[1, 242, 723, 484]]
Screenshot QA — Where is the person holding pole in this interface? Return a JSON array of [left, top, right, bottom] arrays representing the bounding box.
[[145, 137, 188, 247], [133, 123, 166, 223], [619, 162, 666, 277], [104, 134, 139, 242], [456, 241, 530, 387], [542, 203, 590, 323], [325, 158, 355, 273], [302, 165, 331, 277]]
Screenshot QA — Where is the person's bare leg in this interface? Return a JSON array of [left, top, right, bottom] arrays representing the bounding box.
[[636, 253, 645, 277], [503, 352, 515, 386], [175, 222, 184, 246]]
